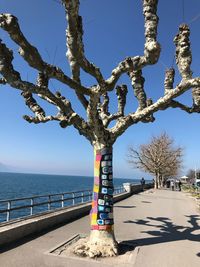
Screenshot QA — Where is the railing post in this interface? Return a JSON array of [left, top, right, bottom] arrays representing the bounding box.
[[72, 193, 75, 205], [81, 192, 84, 203], [61, 194, 64, 208], [123, 183, 132, 193], [48, 195, 51, 210], [7, 201, 11, 222], [30, 198, 33, 215]]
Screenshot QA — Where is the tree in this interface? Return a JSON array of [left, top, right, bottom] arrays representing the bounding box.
[[186, 169, 195, 184], [127, 133, 183, 188], [0, 0, 200, 258], [186, 169, 200, 184]]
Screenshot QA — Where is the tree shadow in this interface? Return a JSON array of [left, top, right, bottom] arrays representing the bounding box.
[[115, 205, 136, 208], [123, 215, 200, 256]]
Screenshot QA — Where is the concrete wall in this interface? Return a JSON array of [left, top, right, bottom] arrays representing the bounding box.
[[0, 183, 153, 247]]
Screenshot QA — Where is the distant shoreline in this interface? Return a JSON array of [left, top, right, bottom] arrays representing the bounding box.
[[0, 171, 145, 180]]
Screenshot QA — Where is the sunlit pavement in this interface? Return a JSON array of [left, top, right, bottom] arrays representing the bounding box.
[[0, 189, 199, 267]]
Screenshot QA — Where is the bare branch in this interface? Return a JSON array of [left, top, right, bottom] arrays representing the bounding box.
[[36, 72, 49, 88], [23, 115, 57, 124], [134, 78, 200, 116], [115, 85, 128, 116], [101, 93, 110, 116], [0, 13, 91, 95], [21, 91, 46, 120], [105, 0, 161, 91], [62, 1, 89, 109], [0, 77, 7, 84], [173, 24, 200, 109], [111, 78, 200, 140], [96, 93, 110, 126], [37, 93, 56, 106], [98, 85, 128, 128], [192, 87, 200, 107], [164, 68, 175, 94], [0, 40, 57, 100], [63, 0, 105, 86], [128, 70, 147, 110], [0, 39, 93, 141], [143, 0, 160, 62], [0, 39, 70, 113], [174, 24, 192, 79], [106, 85, 128, 126], [127, 147, 153, 173], [0, 39, 21, 84], [35, 72, 59, 105], [21, 90, 66, 125], [169, 100, 198, 113], [143, 98, 155, 123], [22, 88, 93, 142], [0, 14, 43, 67], [51, 91, 92, 141]]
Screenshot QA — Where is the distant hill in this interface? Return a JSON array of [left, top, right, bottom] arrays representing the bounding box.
[[0, 162, 9, 172]]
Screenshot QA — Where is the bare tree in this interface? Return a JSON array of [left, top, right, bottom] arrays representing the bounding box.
[[0, 0, 200, 257], [186, 169, 200, 184], [186, 169, 195, 184], [127, 133, 183, 188]]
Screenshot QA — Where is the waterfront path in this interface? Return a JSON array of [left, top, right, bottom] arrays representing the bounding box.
[[0, 189, 199, 267]]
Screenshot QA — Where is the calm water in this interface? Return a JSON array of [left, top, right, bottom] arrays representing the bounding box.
[[0, 172, 139, 222]]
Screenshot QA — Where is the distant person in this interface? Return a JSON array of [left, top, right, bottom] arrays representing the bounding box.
[[171, 180, 175, 191], [141, 177, 145, 191], [178, 180, 182, 191], [166, 180, 170, 188]]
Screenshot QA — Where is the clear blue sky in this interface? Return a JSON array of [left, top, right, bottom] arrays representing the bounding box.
[[0, 0, 200, 179]]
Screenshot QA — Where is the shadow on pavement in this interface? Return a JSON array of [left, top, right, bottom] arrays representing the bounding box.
[[0, 213, 89, 253], [123, 215, 200, 256], [115, 205, 136, 208]]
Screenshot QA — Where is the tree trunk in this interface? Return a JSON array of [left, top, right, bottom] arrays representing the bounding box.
[[74, 145, 118, 258], [158, 174, 162, 188], [161, 175, 165, 187], [154, 173, 159, 189]]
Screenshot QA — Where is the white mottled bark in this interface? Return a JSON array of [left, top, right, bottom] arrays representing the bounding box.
[[74, 230, 118, 258], [164, 68, 175, 94], [73, 144, 118, 258]]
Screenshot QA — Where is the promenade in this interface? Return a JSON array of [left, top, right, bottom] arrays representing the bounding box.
[[0, 189, 199, 267]]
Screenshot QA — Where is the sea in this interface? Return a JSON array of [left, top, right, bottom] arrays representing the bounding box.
[[0, 172, 139, 222]]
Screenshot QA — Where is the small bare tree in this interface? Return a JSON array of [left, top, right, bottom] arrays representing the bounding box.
[[186, 169, 195, 184], [127, 133, 183, 188], [186, 169, 200, 184], [0, 0, 200, 258]]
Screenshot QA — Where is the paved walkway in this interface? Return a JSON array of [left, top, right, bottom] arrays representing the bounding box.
[[0, 189, 199, 267]]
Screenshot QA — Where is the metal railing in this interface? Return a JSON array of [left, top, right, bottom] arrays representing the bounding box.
[[0, 186, 125, 223], [0, 189, 92, 223]]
